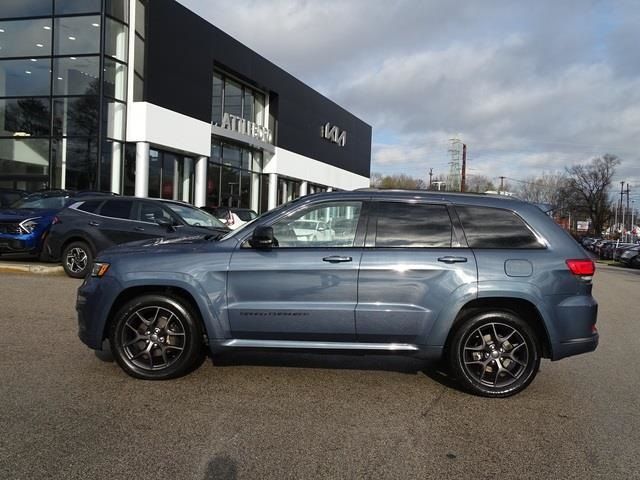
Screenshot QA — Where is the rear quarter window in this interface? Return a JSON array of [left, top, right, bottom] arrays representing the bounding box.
[[75, 199, 103, 213], [455, 205, 544, 249]]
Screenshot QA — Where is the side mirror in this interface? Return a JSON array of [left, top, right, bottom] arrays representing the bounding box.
[[156, 218, 176, 232], [250, 226, 274, 249]]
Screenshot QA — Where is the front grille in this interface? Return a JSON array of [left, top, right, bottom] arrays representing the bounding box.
[[0, 222, 21, 235]]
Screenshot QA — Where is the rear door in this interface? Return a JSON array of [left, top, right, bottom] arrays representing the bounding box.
[[356, 201, 477, 344], [91, 199, 138, 249]]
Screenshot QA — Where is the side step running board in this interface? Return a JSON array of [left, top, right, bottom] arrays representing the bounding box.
[[220, 339, 419, 351]]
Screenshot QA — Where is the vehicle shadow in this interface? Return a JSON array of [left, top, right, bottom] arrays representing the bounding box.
[[208, 350, 464, 392]]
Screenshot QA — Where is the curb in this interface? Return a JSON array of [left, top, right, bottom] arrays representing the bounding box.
[[0, 263, 65, 275]]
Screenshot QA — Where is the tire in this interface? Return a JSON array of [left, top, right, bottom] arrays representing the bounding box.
[[62, 241, 93, 278], [631, 256, 640, 269], [109, 294, 205, 380], [448, 311, 541, 397]]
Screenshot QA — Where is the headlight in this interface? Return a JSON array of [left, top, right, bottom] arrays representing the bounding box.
[[91, 262, 110, 277], [18, 217, 41, 234]]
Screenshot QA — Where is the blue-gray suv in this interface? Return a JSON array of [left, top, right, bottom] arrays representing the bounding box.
[[76, 190, 598, 397]]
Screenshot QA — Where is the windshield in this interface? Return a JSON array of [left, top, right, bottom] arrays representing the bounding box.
[[164, 203, 227, 228], [10, 195, 69, 210]]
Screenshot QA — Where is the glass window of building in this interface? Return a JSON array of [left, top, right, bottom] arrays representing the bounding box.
[[105, 0, 129, 24], [53, 96, 99, 137], [0, 18, 52, 58], [53, 56, 100, 96], [0, 58, 51, 98], [52, 137, 98, 190], [54, 0, 101, 15], [0, 138, 49, 175], [105, 17, 128, 62], [0, 98, 50, 137], [148, 149, 161, 198], [1, 1, 53, 18], [135, 0, 146, 38], [102, 99, 126, 140], [103, 58, 127, 100], [54, 16, 101, 56], [254, 92, 265, 126], [211, 72, 223, 125], [223, 78, 242, 118], [242, 88, 253, 121]]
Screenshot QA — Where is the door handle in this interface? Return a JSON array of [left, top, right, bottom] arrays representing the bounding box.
[[88, 221, 100, 227], [322, 255, 353, 263], [437, 256, 468, 264], [134, 227, 145, 232]]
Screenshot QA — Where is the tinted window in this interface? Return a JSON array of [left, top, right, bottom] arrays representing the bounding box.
[[137, 201, 173, 223], [375, 202, 452, 248], [76, 199, 102, 213], [1, 0, 52, 18], [456, 206, 543, 249], [0, 18, 52, 58], [271, 202, 361, 248], [100, 200, 133, 220]]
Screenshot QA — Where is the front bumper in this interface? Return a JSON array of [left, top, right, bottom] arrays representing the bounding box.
[[76, 274, 121, 350], [0, 232, 39, 254]]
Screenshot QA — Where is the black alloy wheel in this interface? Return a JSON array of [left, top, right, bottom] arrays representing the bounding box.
[[110, 294, 205, 380], [449, 311, 541, 397], [62, 241, 93, 278]]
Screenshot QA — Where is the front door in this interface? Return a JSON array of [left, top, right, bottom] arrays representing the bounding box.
[[227, 201, 365, 341], [356, 201, 478, 344]]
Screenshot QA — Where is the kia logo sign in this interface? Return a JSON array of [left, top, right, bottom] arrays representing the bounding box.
[[321, 122, 346, 147]]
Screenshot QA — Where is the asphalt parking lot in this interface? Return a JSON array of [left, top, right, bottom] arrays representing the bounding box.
[[1, 264, 639, 479]]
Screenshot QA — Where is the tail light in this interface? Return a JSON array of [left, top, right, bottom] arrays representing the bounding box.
[[566, 259, 595, 276], [52, 216, 61, 225]]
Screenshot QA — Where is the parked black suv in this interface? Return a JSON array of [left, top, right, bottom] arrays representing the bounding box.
[[47, 197, 228, 278]]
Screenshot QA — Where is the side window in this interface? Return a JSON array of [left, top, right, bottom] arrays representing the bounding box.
[[375, 202, 452, 248], [456, 206, 544, 249], [271, 202, 362, 248], [76, 199, 103, 213], [99, 200, 134, 220], [137, 202, 174, 223]]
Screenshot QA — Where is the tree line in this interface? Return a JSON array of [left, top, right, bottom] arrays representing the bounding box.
[[371, 154, 621, 235]]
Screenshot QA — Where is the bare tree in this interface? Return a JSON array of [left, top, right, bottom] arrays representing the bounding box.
[[516, 172, 568, 210], [465, 174, 496, 193], [565, 154, 620, 235]]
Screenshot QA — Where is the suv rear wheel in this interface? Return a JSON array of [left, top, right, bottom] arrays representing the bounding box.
[[109, 294, 205, 380], [449, 311, 540, 397]]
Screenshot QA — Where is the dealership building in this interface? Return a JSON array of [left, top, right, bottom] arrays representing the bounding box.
[[0, 0, 371, 212]]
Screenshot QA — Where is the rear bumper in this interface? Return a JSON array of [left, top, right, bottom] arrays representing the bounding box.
[[552, 333, 599, 360]]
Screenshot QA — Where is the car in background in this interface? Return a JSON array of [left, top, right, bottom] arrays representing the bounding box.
[[0, 190, 76, 260], [0, 188, 29, 208], [0, 190, 117, 260], [47, 196, 229, 278], [619, 246, 640, 268], [612, 243, 638, 262], [203, 206, 258, 230]]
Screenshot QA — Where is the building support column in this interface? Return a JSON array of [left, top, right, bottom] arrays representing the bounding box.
[[110, 142, 122, 194], [194, 155, 207, 207], [135, 142, 149, 198], [300, 181, 308, 197], [268, 173, 278, 210], [182, 157, 193, 203]]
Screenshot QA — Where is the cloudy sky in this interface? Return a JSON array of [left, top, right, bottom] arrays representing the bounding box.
[[180, 0, 639, 195]]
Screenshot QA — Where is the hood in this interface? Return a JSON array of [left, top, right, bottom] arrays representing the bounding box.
[[0, 208, 58, 222], [97, 233, 228, 259]]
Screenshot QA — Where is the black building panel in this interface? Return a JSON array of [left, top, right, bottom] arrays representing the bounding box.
[[145, 0, 371, 178]]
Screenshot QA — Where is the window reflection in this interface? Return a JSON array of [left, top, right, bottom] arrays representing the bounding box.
[[0, 98, 50, 137], [456, 206, 543, 249], [103, 58, 127, 100], [54, 0, 101, 15], [224, 78, 242, 118], [52, 137, 98, 190], [105, 17, 128, 61], [53, 96, 99, 137], [1, 0, 53, 18], [54, 16, 101, 56], [106, 0, 129, 24], [376, 203, 452, 248], [53, 56, 99, 95], [0, 138, 49, 175], [0, 18, 52, 58], [0, 58, 51, 97]]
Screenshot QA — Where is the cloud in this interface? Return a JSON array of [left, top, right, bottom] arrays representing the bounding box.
[[179, 0, 640, 188]]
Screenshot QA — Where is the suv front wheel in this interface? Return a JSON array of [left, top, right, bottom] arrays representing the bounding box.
[[449, 311, 541, 397], [110, 294, 206, 380]]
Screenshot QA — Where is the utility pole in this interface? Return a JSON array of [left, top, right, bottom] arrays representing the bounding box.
[[429, 168, 433, 189], [461, 144, 467, 192], [620, 181, 625, 238], [626, 184, 630, 240], [499, 176, 506, 195]]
